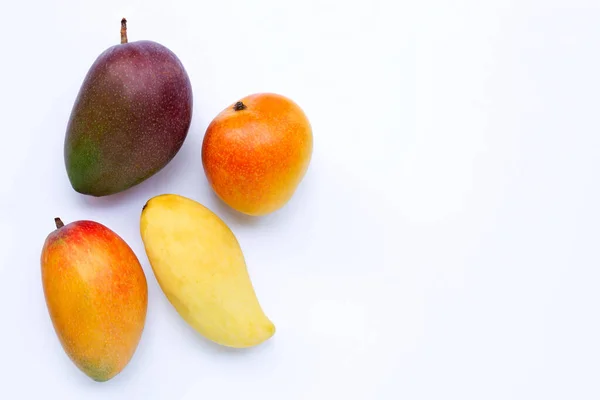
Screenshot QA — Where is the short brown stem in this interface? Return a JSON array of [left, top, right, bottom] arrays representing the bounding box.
[[120, 18, 128, 44], [54, 218, 64, 229], [233, 101, 247, 111]]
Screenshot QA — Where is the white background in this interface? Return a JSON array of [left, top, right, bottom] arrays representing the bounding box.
[[1, 0, 599, 399]]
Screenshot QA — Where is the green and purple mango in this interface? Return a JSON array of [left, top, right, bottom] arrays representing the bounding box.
[[64, 19, 193, 197]]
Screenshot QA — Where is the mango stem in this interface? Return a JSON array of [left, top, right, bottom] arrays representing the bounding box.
[[54, 218, 64, 229], [233, 101, 247, 111], [120, 18, 128, 44]]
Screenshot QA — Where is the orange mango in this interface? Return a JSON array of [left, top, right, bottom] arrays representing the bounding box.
[[202, 92, 313, 216], [41, 218, 148, 382]]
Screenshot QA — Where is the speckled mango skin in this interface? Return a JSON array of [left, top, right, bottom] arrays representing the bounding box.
[[64, 39, 193, 197], [41, 219, 148, 382], [201, 93, 313, 216]]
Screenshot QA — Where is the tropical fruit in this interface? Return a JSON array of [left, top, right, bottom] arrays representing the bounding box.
[[64, 18, 193, 197], [140, 194, 275, 348], [41, 218, 148, 381], [202, 92, 313, 216]]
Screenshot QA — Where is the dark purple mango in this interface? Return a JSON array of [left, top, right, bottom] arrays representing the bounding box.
[[64, 19, 193, 197]]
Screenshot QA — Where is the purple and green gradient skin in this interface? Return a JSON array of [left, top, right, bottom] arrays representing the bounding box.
[[64, 33, 193, 197]]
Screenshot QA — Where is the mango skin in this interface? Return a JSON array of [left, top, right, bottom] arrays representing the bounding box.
[[202, 93, 313, 216], [41, 219, 148, 382], [64, 39, 193, 197], [140, 194, 275, 348]]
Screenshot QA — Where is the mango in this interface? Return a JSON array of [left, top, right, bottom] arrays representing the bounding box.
[[202, 92, 313, 216], [41, 218, 148, 382], [64, 19, 193, 197], [140, 194, 275, 348]]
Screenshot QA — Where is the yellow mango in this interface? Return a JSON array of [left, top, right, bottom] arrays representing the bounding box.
[[139, 194, 275, 348]]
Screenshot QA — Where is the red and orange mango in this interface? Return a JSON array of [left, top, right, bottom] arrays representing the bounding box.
[[41, 218, 148, 382], [202, 92, 313, 216]]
